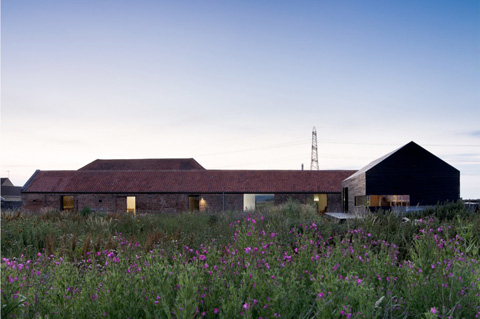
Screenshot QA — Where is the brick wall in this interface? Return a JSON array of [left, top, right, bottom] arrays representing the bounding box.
[[326, 193, 343, 212], [22, 193, 62, 211], [22, 192, 341, 213], [22, 193, 245, 213]]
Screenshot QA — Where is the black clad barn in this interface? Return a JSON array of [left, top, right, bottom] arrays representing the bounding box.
[[341, 141, 460, 213]]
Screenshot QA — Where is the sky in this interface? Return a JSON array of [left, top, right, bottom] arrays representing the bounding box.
[[1, 0, 479, 199]]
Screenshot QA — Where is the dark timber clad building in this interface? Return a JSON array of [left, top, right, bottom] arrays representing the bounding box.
[[341, 141, 460, 214]]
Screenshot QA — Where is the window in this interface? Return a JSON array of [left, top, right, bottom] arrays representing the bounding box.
[[355, 196, 368, 206], [199, 198, 208, 212], [354, 195, 410, 207], [127, 196, 136, 215], [255, 194, 274, 211], [244, 194, 256, 211], [243, 194, 274, 211], [314, 194, 327, 213], [61, 196, 74, 212]]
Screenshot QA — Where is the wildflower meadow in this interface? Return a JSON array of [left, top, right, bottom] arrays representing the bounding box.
[[2, 201, 479, 318]]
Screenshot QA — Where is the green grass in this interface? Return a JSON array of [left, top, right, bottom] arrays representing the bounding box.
[[2, 201, 479, 318]]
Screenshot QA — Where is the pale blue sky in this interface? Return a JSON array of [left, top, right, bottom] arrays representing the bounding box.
[[2, 0, 479, 198]]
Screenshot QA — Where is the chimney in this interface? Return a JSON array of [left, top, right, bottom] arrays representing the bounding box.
[[301, 163, 304, 170]]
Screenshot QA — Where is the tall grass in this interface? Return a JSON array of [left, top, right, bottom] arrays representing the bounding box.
[[2, 201, 479, 318]]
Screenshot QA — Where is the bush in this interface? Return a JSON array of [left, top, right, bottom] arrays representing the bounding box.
[[80, 207, 92, 216]]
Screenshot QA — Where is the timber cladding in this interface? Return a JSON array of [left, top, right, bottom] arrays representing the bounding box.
[[342, 141, 460, 214]]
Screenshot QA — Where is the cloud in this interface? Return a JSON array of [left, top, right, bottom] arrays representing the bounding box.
[[469, 131, 480, 138]]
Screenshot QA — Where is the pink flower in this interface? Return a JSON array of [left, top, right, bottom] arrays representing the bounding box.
[[318, 292, 324, 298], [243, 303, 249, 309], [214, 308, 219, 314], [430, 307, 438, 314], [199, 255, 206, 261]]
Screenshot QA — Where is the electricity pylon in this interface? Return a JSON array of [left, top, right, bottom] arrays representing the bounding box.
[[311, 127, 319, 170]]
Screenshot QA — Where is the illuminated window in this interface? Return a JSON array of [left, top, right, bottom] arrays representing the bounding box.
[[354, 195, 410, 207], [61, 196, 74, 212], [314, 194, 327, 213], [199, 198, 208, 212], [244, 194, 255, 211], [127, 196, 136, 215]]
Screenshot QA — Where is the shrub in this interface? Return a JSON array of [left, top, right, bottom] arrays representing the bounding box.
[[80, 207, 92, 216]]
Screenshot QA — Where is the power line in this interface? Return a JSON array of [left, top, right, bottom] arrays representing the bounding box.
[[195, 139, 310, 157], [195, 138, 480, 159], [318, 140, 480, 147]]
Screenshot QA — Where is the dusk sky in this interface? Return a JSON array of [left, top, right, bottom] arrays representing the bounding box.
[[2, 1, 479, 198]]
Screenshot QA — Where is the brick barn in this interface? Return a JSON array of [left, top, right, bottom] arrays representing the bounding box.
[[22, 158, 355, 214]]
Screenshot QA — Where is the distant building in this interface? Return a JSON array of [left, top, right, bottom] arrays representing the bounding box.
[[341, 141, 460, 214], [22, 158, 353, 214], [1, 178, 22, 210]]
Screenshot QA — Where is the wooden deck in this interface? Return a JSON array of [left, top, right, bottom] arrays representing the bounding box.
[[323, 212, 364, 222]]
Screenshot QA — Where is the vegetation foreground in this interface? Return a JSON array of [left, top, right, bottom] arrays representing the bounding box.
[[2, 202, 480, 318]]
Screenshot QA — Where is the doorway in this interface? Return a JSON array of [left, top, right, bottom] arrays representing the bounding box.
[[61, 195, 74, 212], [189, 195, 199, 212], [343, 187, 349, 212]]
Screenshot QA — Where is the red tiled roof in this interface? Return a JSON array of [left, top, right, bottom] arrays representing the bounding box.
[[79, 158, 205, 171], [23, 170, 356, 194]]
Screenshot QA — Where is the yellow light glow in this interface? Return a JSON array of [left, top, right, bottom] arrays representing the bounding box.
[[127, 196, 136, 215], [199, 198, 207, 212]]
